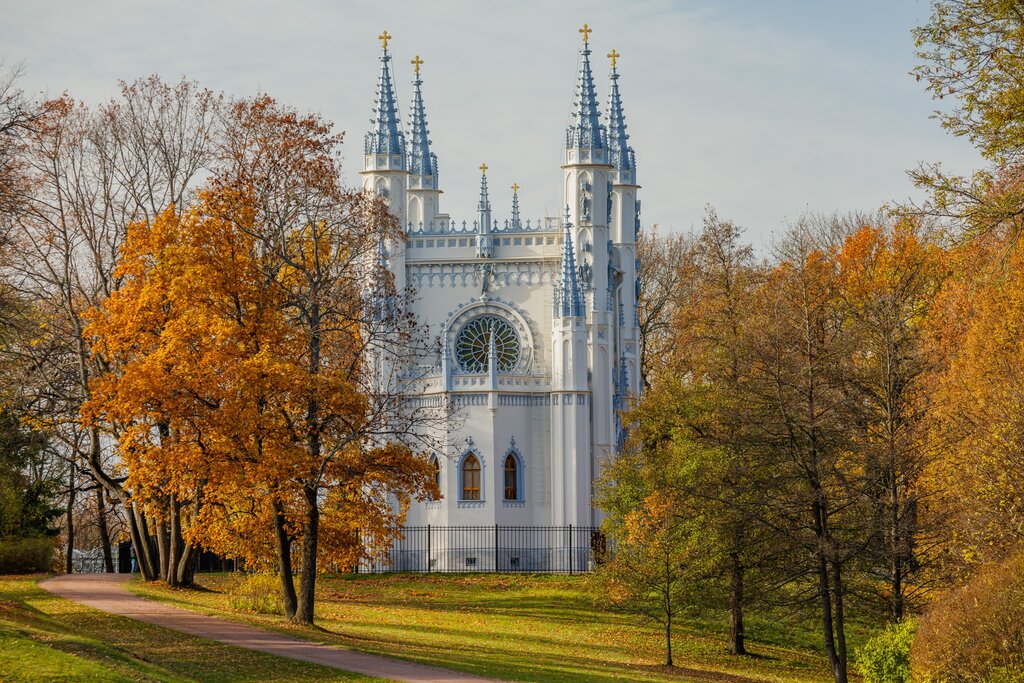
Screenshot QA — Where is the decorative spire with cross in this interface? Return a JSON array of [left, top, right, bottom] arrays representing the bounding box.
[[409, 52, 435, 183], [606, 47, 635, 176], [511, 182, 522, 229], [365, 30, 406, 162], [565, 24, 606, 151], [477, 163, 493, 257]]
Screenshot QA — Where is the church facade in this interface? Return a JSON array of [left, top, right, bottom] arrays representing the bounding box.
[[362, 26, 641, 534]]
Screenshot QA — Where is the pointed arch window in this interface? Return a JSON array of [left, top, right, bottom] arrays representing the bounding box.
[[429, 455, 441, 500], [504, 454, 519, 501], [461, 454, 481, 501]]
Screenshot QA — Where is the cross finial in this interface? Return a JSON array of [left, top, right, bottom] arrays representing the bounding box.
[[411, 55, 423, 75], [511, 182, 519, 193], [608, 48, 620, 69], [479, 162, 488, 175], [579, 23, 593, 45], [378, 30, 392, 51]]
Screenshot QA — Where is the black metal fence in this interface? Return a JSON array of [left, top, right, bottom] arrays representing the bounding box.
[[357, 525, 612, 574]]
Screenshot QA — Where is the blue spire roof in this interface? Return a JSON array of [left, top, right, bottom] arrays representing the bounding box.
[[364, 43, 406, 161], [478, 167, 491, 213], [565, 40, 607, 151], [556, 208, 584, 318], [408, 57, 435, 185], [606, 55, 636, 176], [510, 183, 521, 229]]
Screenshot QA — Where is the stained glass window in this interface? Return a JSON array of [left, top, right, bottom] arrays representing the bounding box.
[[455, 316, 520, 373]]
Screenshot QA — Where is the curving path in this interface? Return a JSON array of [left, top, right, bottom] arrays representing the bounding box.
[[41, 573, 502, 683]]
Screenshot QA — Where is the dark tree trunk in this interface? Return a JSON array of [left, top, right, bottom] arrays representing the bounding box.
[[293, 484, 319, 625], [96, 487, 114, 572], [728, 552, 747, 655], [664, 549, 673, 667], [65, 461, 76, 574], [293, 298, 322, 626], [132, 507, 158, 580], [126, 506, 155, 580], [831, 556, 849, 683], [273, 498, 298, 619], [813, 497, 840, 681]]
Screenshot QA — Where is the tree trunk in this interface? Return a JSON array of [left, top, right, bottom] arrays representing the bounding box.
[[96, 487, 114, 572], [664, 549, 673, 667], [293, 484, 319, 625], [167, 495, 181, 587], [273, 498, 298, 619], [155, 516, 170, 583], [127, 506, 153, 580], [831, 556, 849, 683], [130, 506, 158, 580], [65, 461, 76, 574], [813, 498, 840, 680], [728, 552, 747, 655], [176, 544, 196, 586]]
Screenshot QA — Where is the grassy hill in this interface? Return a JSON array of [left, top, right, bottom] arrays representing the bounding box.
[[133, 572, 872, 683], [0, 574, 381, 682]]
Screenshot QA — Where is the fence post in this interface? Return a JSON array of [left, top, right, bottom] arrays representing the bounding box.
[[427, 524, 431, 574], [568, 524, 573, 575], [495, 523, 499, 573]]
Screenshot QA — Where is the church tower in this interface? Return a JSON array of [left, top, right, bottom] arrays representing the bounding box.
[[606, 48, 642, 448], [361, 31, 409, 294], [559, 24, 616, 519]]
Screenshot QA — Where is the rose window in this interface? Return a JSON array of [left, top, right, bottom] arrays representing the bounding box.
[[455, 316, 521, 373]]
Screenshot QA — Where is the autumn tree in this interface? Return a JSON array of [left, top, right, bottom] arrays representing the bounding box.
[[636, 225, 695, 388], [919, 225, 1024, 574], [737, 216, 881, 683], [4, 78, 222, 579], [210, 95, 444, 624], [910, 0, 1024, 238], [601, 209, 774, 657], [835, 218, 947, 620]]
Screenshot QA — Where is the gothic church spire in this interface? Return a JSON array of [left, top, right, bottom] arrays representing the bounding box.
[[365, 30, 406, 163], [556, 207, 584, 318], [606, 48, 636, 179], [408, 54, 436, 187], [565, 23, 606, 151]]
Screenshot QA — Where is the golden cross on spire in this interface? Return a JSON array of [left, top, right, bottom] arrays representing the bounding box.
[[607, 48, 621, 69], [411, 55, 423, 75], [511, 182, 520, 193], [578, 23, 593, 45], [378, 30, 392, 51], [479, 162, 488, 175]]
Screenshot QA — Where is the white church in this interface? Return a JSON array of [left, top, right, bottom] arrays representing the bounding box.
[[361, 25, 641, 566]]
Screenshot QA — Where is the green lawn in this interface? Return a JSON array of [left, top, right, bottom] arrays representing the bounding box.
[[131, 572, 871, 683], [0, 574, 385, 682]]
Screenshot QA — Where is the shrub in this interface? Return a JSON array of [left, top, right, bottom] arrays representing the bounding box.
[[857, 619, 915, 683], [0, 536, 53, 573], [911, 551, 1024, 682], [225, 572, 282, 615]]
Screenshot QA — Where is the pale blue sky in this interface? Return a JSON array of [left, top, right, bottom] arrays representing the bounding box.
[[1, 0, 981, 246]]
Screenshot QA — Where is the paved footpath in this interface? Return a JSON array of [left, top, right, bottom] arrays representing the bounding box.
[[41, 573, 502, 683]]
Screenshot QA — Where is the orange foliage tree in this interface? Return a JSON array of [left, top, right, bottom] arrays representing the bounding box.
[[86, 95, 441, 623]]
